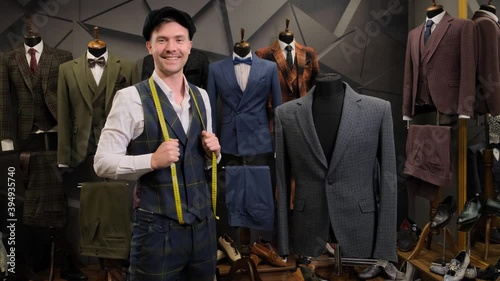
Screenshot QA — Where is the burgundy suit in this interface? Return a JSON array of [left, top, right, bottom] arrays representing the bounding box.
[[472, 10, 500, 117], [403, 12, 477, 118]]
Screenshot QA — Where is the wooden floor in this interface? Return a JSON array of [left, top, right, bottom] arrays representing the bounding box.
[[30, 256, 382, 281], [29, 240, 500, 281]]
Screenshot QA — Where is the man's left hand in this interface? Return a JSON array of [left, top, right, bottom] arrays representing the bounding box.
[[201, 130, 220, 158]]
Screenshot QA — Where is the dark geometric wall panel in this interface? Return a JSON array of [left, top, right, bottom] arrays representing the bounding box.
[[85, 1, 149, 37], [226, 0, 287, 43], [147, 0, 210, 18]]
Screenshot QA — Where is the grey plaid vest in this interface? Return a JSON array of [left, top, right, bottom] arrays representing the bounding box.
[[129, 80, 211, 224]]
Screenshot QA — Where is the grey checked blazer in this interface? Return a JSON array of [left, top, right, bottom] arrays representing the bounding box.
[[275, 82, 397, 262]]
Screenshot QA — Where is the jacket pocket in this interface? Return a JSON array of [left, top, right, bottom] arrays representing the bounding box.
[[358, 199, 376, 213]]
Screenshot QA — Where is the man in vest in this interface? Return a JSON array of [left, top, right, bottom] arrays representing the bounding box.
[[93, 6, 221, 281]]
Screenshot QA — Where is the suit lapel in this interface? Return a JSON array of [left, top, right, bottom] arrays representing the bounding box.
[[220, 56, 244, 99], [73, 54, 93, 110], [152, 81, 187, 144], [105, 54, 120, 113], [271, 40, 295, 93], [294, 89, 328, 169], [38, 44, 53, 93], [423, 12, 453, 64], [328, 83, 361, 174], [295, 43, 306, 95], [15, 47, 33, 91], [238, 54, 259, 107]]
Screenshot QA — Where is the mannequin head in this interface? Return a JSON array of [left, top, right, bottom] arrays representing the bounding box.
[[427, 3, 444, 18], [479, 4, 496, 14], [233, 28, 250, 57], [278, 18, 294, 45], [314, 73, 344, 98]]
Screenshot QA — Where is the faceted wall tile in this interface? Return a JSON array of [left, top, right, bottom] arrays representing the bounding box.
[[191, 2, 229, 56], [247, 3, 301, 50], [226, 0, 286, 43], [84, 0, 150, 37], [80, 0, 129, 21], [289, 0, 349, 33], [146, 0, 210, 17], [0, 0, 25, 34]]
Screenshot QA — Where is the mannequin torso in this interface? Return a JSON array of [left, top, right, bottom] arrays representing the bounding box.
[[312, 73, 344, 162]]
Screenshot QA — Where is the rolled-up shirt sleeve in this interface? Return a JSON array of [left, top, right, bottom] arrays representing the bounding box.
[[94, 86, 153, 181]]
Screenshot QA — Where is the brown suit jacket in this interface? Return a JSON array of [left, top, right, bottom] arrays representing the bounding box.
[[255, 40, 319, 108], [57, 53, 133, 167], [472, 11, 500, 117], [0, 44, 72, 144], [403, 12, 477, 117]]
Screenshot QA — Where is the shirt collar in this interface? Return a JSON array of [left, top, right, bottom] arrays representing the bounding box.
[[24, 40, 44, 54], [477, 9, 499, 22], [279, 39, 296, 51], [232, 51, 252, 60], [152, 71, 190, 100], [86, 49, 109, 61], [426, 10, 446, 25]]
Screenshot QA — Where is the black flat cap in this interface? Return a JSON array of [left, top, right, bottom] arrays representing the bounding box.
[[142, 6, 196, 41]]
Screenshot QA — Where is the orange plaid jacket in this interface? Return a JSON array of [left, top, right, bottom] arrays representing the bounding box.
[[256, 40, 320, 108]]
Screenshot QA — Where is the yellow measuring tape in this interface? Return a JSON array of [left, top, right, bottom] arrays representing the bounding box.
[[148, 77, 218, 224]]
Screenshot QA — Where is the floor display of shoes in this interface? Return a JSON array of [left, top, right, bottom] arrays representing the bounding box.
[[218, 234, 241, 263]]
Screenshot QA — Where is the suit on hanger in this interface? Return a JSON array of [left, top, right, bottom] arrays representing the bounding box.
[[255, 40, 319, 106], [57, 53, 133, 167], [206, 54, 281, 156], [403, 12, 476, 118], [275, 83, 397, 261], [0, 44, 72, 145], [472, 10, 500, 117]]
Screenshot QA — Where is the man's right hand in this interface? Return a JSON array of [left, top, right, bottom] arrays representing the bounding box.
[[151, 139, 180, 170]]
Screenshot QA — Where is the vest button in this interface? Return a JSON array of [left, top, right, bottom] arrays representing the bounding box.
[[327, 179, 333, 185]]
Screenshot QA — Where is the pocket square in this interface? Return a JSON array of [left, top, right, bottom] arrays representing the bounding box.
[[115, 75, 127, 84]]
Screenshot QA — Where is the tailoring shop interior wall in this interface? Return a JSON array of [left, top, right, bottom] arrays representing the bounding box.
[[0, 0, 409, 257]]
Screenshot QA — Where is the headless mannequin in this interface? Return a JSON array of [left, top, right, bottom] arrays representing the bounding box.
[[427, 5, 444, 18], [312, 73, 344, 162], [479, 4, 496, 14], [88, 27, 107, 57], [25, 34, 42, 47], [278, 28, 294, 45], [88, 46, 106, 58], [234, 40, 250, 57]]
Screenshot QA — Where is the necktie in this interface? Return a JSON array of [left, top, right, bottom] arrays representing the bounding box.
[[233, 57, 252, 65], [285, 45, 293, 69], [28, 48, 37, 73], [424, 20, 434, 44], [88, 57, 106, 68]]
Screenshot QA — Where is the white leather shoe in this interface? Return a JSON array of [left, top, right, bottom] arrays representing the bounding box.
[[218, 234, 241, 263]]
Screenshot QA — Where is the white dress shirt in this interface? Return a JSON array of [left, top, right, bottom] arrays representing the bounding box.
[[94, 71, 216, 181], [233, 52, 252, 91], [86, 50, 108, 85], [425, 10, 446, 33], [24, 40, 43, 65], [279, 39, 296, 65]]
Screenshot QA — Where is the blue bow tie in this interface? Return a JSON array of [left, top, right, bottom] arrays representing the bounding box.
[[233, 57, 252, 65]]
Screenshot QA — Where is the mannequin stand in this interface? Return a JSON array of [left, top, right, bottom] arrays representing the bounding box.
[[484, 215, 494, 260], [226, 228, 262, 281], [48, 226, 56, 281], [433, 226, 449, 265], [407, 222, 459, 260]]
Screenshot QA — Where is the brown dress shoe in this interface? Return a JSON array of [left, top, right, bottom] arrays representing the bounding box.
[[251, 241, 287, 267], [249, 254, 263, 267]]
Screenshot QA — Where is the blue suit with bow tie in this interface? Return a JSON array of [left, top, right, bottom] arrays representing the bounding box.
[[207, 54, 281, 156]]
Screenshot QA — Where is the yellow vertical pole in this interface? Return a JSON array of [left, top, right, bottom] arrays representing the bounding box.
[[457, 0, 467, 251]]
